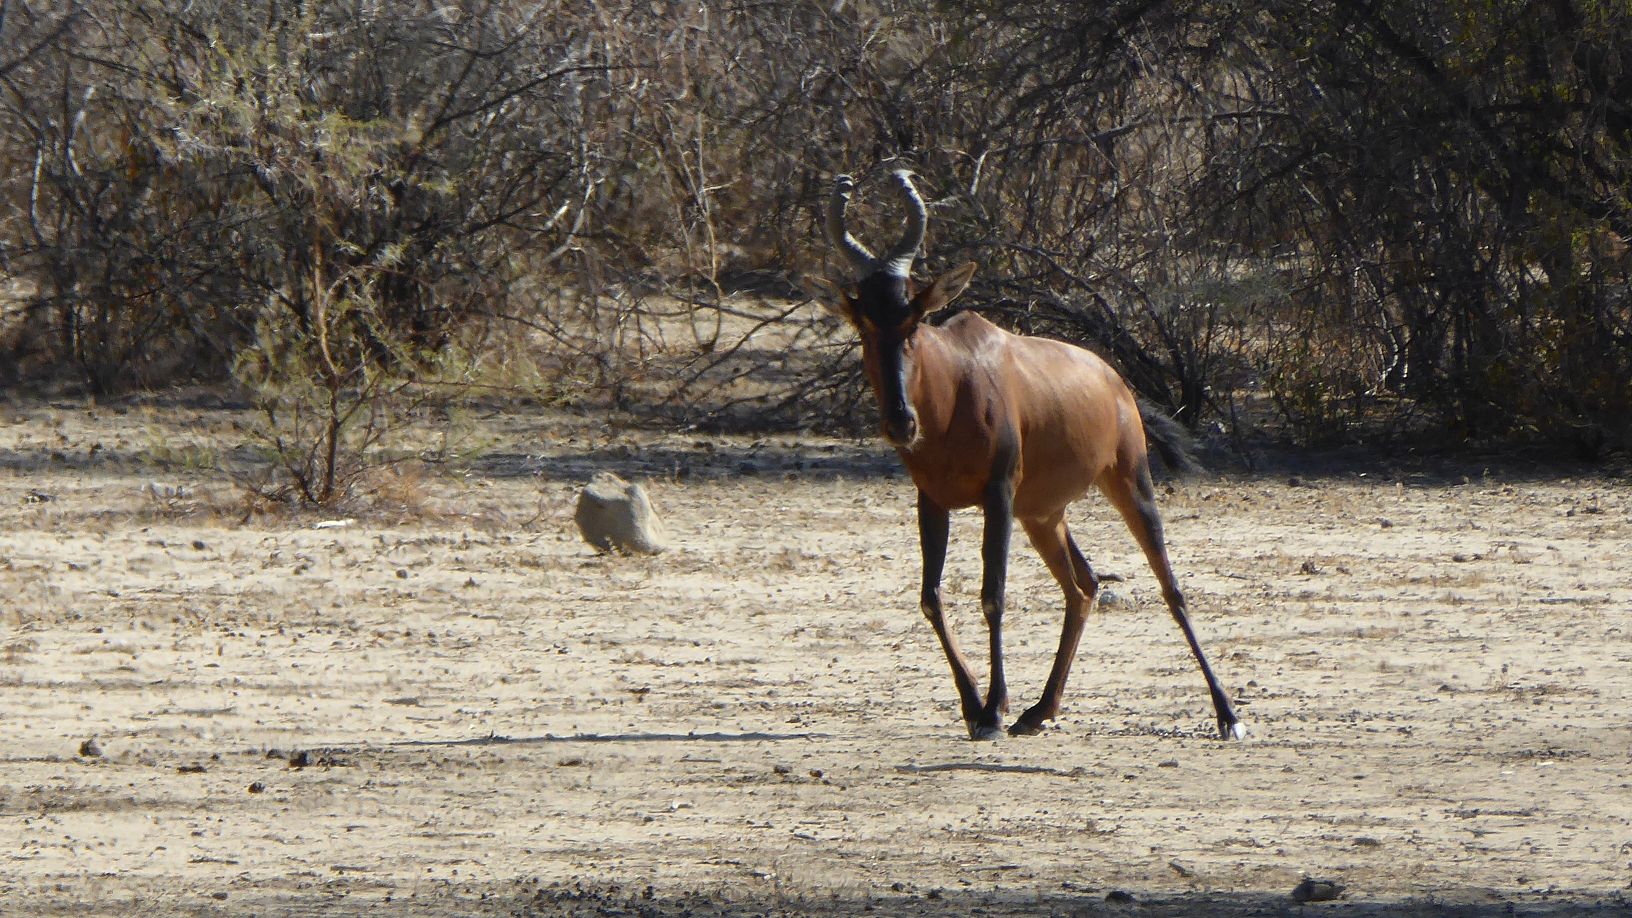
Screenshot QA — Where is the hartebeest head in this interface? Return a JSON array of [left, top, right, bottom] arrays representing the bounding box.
[[821, 170, 977, 447]]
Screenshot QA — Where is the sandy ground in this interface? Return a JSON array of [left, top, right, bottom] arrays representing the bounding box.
[[1, 400, 1630, 916]]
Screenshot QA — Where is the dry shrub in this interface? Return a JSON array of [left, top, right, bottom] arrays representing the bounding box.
[[1, 1, 1629, 455]]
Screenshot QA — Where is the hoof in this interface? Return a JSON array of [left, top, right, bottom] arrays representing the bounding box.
[[1009, 703, 1053, 737], [1220, 720, 1248, 741], [1007, 719, 1046, 737], [968, 721, 1005, 742]]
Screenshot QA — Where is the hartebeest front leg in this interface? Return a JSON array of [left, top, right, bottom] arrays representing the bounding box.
[[917, 491, 985, 733], [973, 469, 1017, 740]]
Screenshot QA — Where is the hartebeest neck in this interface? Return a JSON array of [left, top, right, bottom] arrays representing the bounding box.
[[905, 322, 964, 440]]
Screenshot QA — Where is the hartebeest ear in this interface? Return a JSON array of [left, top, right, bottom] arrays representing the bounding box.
[[803, 274, 855, 320], [911, 262, 978, 318]]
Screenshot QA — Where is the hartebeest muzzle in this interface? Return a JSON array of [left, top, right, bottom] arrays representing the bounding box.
[[882, 399, 920, 448], [875, 343, 920, 447]]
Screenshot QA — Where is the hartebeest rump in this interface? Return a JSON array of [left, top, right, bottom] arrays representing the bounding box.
[[818, 169, 1245, 741]]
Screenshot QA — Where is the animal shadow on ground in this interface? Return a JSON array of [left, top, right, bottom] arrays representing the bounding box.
[[169, 882, 1627, 917]]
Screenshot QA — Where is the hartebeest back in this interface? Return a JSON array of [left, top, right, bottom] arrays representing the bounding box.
[[817, 169, 1244, 740]]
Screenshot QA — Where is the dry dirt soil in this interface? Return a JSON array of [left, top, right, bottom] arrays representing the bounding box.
[[2, 401, 1630, 917]]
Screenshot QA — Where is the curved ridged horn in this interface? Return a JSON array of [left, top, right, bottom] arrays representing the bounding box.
[[879, 169, 926, 277], [826, 174, 878, 273]]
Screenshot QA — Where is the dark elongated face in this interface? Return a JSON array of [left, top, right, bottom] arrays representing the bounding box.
[[825, 264, 978, 449], [847, 273, 922, 447]]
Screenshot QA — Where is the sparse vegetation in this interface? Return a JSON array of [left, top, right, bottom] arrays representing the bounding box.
[[2, 1, 1629, 467]]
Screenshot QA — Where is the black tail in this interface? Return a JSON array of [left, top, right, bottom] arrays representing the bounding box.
[[1137, 398, 1202, 477]]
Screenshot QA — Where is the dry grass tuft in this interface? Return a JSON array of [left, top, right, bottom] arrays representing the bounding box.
[[362, 461, 434, 516]]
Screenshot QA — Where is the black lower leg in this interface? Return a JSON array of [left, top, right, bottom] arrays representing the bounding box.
[[974, 471, 1015, 740], [919, 491, 984, 729], [1166, 590, 1242, 738], [1131, 471, 1243, 739]]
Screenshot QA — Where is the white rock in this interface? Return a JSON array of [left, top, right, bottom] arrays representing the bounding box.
[[575, 472, 666, 554]]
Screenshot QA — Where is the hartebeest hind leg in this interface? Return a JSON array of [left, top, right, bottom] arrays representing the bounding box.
[[1009, 515, 1101, 736], [1103, 460, 1245, 739], [917, 491, 986, 733]]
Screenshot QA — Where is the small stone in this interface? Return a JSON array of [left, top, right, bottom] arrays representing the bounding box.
[[247, 781, 267, 794], [1097, 588, 1131, 609], [78, 738, 102, 758], [1291, 878, 1345, 902], [1105, 890, 1135, 904]]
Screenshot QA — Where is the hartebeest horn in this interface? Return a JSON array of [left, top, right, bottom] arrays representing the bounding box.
[[879, 169, 926, 278], [827, 170, 927, 278], [827, 174, 879, 273]]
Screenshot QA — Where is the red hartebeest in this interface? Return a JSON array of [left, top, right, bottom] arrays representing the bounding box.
[[818, 169, 1244, 741]]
